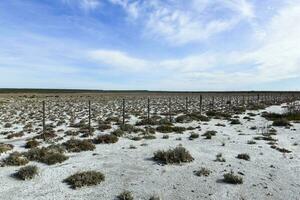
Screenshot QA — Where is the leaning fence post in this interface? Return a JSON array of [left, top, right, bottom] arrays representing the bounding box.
[[42, 100, 45, 134], [168, 97, 172, 122], [88, 100, 91, 134], [147, 98, 150, 123], [199, 95, 203, 114], [122, 98, 125, 125]]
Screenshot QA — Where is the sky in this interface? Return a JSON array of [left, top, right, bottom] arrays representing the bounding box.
[[0, 0, 300, 91]]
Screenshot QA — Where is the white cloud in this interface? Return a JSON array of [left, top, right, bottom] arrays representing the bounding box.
[[62, 0, 100, 11], [88, 1, 300, 89], [88, 49, 150, 71], [108, 0, 255, 45]]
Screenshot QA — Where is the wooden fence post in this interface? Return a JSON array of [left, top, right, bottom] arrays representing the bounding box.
[[199, 95, 203, 114], [88, 100, 91, 135], [169, 97, 172, 122], [122, 98, 125, 125], [42, 100, 45, 134], [185, 96, 188, 113], [147, 98, 150, 123]]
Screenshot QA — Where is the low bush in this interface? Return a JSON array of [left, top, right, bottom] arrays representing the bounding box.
[[156, 125, 186, 133], [98, 124, 112, 131], [25, 146, 68, 165], [143, 135, 156, 140], [189, 132, 199, 140], [162, 135, 169, 139], [153, 146, 194, 164], [93, 134, 118, 144], [64, 171, 105, 189], [0, 143, 13, 154], [2, 152, 29, 166], [14, 165, 38, 180], [117, 190, 134, 200], [215, 153, 226, 162], [236, 153, 250, 161], [272, 119, 291, 127], [230, 119, 241, 125], [25, 140, 40, 149], [111, 129, 124, 137], [194, 167, 211, 177], [223, 171, 243, 184], [63, 139, 95, 152]]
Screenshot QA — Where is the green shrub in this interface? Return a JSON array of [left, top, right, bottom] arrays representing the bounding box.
[[64, 171, 105, 189], [156, 125, 173, 133], [120, 124, 135, 133], [215, 153, 226, 162], [14, 165, 38, 180], [194, 167, 211, 177], [63, 139, 95, 152], [25, 140, 40, 149], [25, 146, 68, 165], [230, 119, 241, 125], [117, 190, 134, 200], [189, 132, 199, 140], [111, 129, 124, 137], [93, 134, 118, 144], [2, 152, 29, 166], [236, 153, 250, 161], [272, 119, 291, 127], [153, 146, 194, 164], [156, 125, 186, 133], [247, 140, 256, 145], [98, 124, 112, 131], [143, 135, 156, 140], [0, 143, 13, 154], [223, 171, 243, 184], [162, 135, 169, 139]]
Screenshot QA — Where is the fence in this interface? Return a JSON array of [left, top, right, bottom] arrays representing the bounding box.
[[36, 93, 300, 134]]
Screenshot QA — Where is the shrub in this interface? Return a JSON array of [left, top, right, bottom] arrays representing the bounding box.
[[149, 195, 160, 200], [156, 125, 186, 133], [14, 165, 38, 180], [247, 140, 256, 145], [4, 123, 12, 128], [120, 124, 135, 133], [230, 119, 241, 125], [98, 124, 112, 131], [63, 139, 95, 152], [6, 132, 24, 139], [2, 152, 29, 166], [162, 135, 169, 139], [215, 153, 226, 162], [25, 147, 68, 165], [34, 131, 57, 141], [25, 140, 40, 149], [156, 125, 173, 133], [153, 146, 194, 164], [272, 119, 291, 127], [236, 153, 250, 161], [64, 171, 105, 189], [93, 134, 118, 144], [143, 135, 156, 140], [189, 132, 199, 140], [202, 130, 216, 139], [130, 136, 142, 141], [0, 143, 13, 154], [111, 129, 124, 137], [194, 167, 211, 177], [223, 171, 243, 184], [117, 190, 134, 200]]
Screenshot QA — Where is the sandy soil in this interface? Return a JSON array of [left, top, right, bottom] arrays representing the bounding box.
[[0, 101, 299, 200]]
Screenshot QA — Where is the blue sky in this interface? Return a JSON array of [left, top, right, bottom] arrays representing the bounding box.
[[0, 0, 299, 91]]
